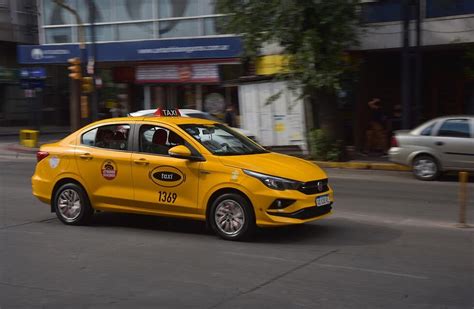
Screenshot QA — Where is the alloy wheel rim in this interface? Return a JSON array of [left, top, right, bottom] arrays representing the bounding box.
[[215, 199, 245, 236], [57, 189, 82, 221], [414, 159, 437, 178]]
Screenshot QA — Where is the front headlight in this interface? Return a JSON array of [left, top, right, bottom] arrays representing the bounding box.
[[243, 170, 301, 191]]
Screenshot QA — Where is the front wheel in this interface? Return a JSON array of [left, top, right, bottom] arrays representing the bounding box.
[[210, 193, 255, 241], [53, 183, 93, 225], [412, 155, 440, 181]]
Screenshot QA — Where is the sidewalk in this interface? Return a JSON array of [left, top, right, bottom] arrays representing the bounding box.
[[0, 140, 412, 172], [0, 126, 70, 137]]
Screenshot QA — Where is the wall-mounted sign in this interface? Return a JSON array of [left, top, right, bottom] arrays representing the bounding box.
[[136, 63, 220, 83], [18, 37, 242, 64]]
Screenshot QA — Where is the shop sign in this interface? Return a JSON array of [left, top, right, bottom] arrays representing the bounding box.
[[255, 55, 291, 76], [136, 63, 219, 83]]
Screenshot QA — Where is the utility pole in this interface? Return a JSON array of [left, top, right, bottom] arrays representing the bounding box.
[[87, 0, 98, 121], [53, 0, 88, 131], [414, 0, 423, 126], [401, 0, 411, 129]]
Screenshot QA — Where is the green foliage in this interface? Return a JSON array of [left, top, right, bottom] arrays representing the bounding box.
[[216, 0, 360, 93], [309, 129, 344, 161]]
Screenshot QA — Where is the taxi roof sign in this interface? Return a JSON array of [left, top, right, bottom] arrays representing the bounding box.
[[154, 108, 181, 117]]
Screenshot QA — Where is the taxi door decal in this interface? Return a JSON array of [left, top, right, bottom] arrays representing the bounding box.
[[101, 160, 118, 180], [149, 166, 186, 187]]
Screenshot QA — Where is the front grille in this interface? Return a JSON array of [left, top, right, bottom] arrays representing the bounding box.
[[298, 179, 329, 195], [268, 203, 332, 220]]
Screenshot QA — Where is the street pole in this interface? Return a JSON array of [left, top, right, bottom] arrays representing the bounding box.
[[53, 0, 87, 130], [414, 0, 423, 126], [401, 0, 411, 129], [87, 0, 98, 121]]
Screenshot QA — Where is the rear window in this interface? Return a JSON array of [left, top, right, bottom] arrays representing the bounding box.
[[420, 123, 435, 136], [437, 119, 471, 138], [81, 124, 131, 150]]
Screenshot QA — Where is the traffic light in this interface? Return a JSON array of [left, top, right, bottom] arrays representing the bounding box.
[[67, 57, 82, 80], [81, 76, 94, 94]]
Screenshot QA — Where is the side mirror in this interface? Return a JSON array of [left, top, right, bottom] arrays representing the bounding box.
[[168, 145, 192, 159]]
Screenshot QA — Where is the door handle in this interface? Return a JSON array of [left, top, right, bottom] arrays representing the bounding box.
[[435, 141, 444, 146], [79, 153, 92, 160], [133, 158, 149, 165]]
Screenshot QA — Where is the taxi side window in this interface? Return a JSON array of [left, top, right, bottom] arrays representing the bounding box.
[[139, 125, 185, 156], [81, 124, 130, 150]]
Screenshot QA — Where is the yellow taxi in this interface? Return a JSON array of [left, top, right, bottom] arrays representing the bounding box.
[[32, 109, 333, 240]]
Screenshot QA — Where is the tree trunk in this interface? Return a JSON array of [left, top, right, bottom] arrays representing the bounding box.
[[312, 89, 341, 141]]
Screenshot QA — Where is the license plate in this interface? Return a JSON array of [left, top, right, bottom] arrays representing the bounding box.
[[316, 195, 330, 207]]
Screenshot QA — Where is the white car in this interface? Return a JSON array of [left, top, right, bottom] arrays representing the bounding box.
[[129, 109, 257, 141]]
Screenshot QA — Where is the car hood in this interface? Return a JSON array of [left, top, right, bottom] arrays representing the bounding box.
[[219, 152, 327, 182]]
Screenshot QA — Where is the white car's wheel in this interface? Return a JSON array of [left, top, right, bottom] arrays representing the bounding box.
[[412, 155, 440, 181]]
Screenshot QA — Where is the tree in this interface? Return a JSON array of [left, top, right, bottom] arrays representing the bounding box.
[[216, 0, 360, 140]]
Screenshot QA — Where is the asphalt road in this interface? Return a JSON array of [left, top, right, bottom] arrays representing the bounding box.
[[0, 157, 473, 308]]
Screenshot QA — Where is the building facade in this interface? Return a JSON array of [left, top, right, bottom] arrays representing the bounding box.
[[0, 0, 38, 126], [19, 0, 242, 128], [352, 0, 474, 150]]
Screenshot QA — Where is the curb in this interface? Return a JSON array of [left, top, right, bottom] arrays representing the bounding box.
[[2, 144, 38, 155], [314, 161, 411, 171]]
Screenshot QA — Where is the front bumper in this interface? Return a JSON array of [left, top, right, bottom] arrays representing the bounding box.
[[268, 203, 332, 220]]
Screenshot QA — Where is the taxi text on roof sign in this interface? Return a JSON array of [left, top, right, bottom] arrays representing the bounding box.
[[154, 108, 181, 117]]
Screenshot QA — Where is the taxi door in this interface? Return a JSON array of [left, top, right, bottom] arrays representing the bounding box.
[[131, 123, 201, 216], [75, 123, 134, 210]]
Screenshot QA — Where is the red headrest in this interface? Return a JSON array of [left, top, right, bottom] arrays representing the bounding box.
[[152, 129, 168, 145]]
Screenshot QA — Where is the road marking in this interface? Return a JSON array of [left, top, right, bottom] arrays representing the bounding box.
[[222, 251, 291, 262], [316, 263, 429, 280]]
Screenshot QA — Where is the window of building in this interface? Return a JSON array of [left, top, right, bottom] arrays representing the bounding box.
[[204, 16, 228, 35], [159, 19, 201, 38], [426, 0, 474, 18], [360, 0, 403, 23], [117, 22, 154, 41], [45, 27, 72, 43], [158, 0, 215, 19], [437, 119, 471, 138], [43, 0, 75, 25], [116, 0, 154, 21], [85, 25, 115, 42]]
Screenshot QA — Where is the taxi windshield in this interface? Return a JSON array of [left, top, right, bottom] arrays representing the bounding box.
[[179, 124, 267, 156]]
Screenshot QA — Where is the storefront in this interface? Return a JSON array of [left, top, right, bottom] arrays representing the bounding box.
[[17, 36, 243, 124]]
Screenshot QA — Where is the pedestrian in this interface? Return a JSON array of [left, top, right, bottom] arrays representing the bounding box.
[[224, 104, 236, 127], [364, 98, 388, 155]]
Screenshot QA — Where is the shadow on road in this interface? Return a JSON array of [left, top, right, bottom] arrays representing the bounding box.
[[88, 212, 401, 247], [254, 217, 402, 246]]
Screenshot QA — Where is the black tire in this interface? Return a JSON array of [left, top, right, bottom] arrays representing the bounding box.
[[412, 155, 440, 181], [209, 193, 255, 241], [53, 183, 94, 225]]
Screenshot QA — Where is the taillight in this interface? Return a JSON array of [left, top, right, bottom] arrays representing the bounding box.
[[391, 136, 399, 147], [36, 151, 49, 162]]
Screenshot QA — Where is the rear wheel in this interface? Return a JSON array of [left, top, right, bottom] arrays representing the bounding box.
[[53, 183, 93, 225], [210, 193, 255, 241], [412, 155, 440, 181]]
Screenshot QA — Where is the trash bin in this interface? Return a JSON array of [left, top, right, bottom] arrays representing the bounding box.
[[19, 129, 39, 148]]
